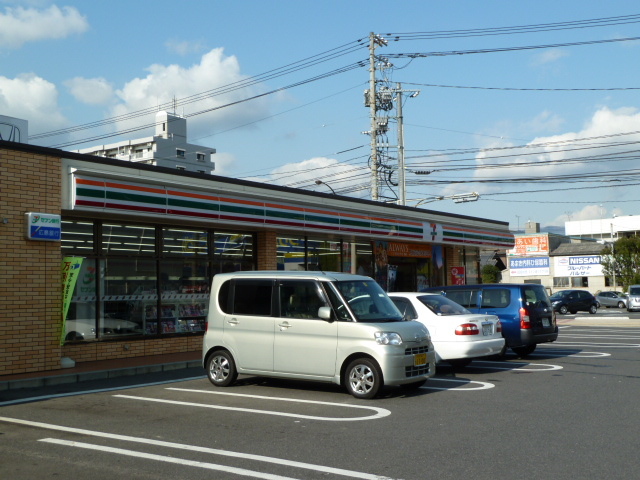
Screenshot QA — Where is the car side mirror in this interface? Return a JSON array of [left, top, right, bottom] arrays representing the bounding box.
[[318, 306, 333, 321]]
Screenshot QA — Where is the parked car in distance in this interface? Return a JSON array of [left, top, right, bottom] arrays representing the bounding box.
[[203, 271, 436, 399], [550, 290, 598, 314], [389, 292, 504, 368], [626, 284, 640, 312], [421, 284, 557, 357], [595, 291, 627, 309]]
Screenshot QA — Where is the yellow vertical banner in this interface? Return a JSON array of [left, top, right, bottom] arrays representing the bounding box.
[[61, 257, 83, 344]]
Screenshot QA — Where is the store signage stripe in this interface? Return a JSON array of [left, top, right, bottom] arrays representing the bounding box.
[[76, 187, 105, 199], [220, 204, 265, 217], [104, 180, 165, 195], [104, 203, 166, 214], [167, 209, 220, 220], [168, 198, 220, 212], [167, 190, 219, 202], [106, 190, 166, 206], [266, 210, 306, 221], [75, 177, 104, 187], [305, 214, 341, 225], [76, 199, 105, 208]]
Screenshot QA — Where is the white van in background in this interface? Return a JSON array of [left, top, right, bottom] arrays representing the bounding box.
[[202, 271, 436, 399]]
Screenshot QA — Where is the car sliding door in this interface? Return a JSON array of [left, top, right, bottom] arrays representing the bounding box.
[[274, 280, 338, 378]]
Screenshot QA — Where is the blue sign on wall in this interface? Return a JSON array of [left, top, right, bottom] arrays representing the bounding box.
[[25, 212, 61, 241]]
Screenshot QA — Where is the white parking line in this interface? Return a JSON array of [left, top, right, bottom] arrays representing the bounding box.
[[553, 342, 640, 348], [40, 438, 303, 480], [115, 390, 391, 422], [466, 361, 563, 372], [0, 417, 395, 480], [531, 350, 611, 358], [422, 378, 495, 391]]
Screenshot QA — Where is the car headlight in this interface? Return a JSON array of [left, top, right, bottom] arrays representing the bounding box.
[[374, 331, 403, 345]]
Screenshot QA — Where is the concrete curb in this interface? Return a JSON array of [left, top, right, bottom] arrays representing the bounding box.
[[0, 360, 203, 392]]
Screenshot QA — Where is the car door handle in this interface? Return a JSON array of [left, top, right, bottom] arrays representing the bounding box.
[[278, 321, 291, 331], [227, 318, 239, 326]]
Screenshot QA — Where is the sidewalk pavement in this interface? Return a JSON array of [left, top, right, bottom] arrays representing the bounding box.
[[555, 315, 640, 327], [0, 351, 203, 392]]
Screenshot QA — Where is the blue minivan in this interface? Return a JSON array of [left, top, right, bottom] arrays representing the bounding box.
[[422, 284, 558, 357]]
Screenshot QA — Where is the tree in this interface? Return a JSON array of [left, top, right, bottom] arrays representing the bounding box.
[[600, 236, 640, 291], [481, 264, 501, 283]]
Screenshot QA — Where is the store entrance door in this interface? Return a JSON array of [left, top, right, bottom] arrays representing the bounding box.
[[390, 260, 416, 292]]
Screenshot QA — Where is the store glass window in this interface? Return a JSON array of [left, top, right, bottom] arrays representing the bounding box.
[[101, 257, 154, 338], [62, 257, 98, 341], [163, 228, 208, 255], [158, 258, 209, 334], [102, 223, 156, 255], [355, 242, 374, 276], [61, 220, 95, 252], [277, 236, 306, 270], [213, 232, 254, 273], [307, 237, 342, 272]]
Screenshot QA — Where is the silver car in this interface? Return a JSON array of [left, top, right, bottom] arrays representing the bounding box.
[[202, 271, 436, 399], [626, 285, 640, 312], [595, 291, 627, 309]]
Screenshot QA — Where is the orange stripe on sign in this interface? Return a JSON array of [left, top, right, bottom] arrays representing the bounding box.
[[168, 190, 220, 202], [104, 181, 166, 195]]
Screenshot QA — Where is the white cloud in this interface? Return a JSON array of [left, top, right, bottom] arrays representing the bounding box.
[[246, 157, 370, 197], [165, 38, 206, 56], [0, 5, 88, 49], [64, 77, 114, 105], [109, 48, 271, 141], [531, 48, 569, 66], [0, 72, 67, 132], [473, 106, 640, 184]]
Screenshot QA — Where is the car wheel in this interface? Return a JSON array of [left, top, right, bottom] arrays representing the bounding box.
[[596, 301, 601, 308], [512, 344, 536, 357], [448, 358, 472, 368], [589, 305, 597, 314], [617, 301, 625, 309], [206, 350, 238, 387], [344, 358, 382, 399], [559, 305, 568, 314]]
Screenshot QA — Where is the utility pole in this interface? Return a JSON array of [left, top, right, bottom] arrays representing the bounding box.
[[368, 32, 387, 201], [395, 83, 419, 206]]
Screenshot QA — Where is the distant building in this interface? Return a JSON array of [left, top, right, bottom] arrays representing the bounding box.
[[565, 215, 640, 241], [75, 111, 216, 174], [0, 114, 28, 143], [499, 220, 615, 293]]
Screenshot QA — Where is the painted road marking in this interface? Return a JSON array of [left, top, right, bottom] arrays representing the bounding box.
[[531, 349, 611, 358], [115, 390, 391, 422], [421, 378, 495, 391], [39, 438, 303, 480], [466, 361, 563, 372], [0, 417, 395, 480]]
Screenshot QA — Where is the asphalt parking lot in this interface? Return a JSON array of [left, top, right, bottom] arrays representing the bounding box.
[[1, 323, 639, 480]]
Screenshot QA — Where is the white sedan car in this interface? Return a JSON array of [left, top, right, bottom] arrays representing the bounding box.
[[389, 292, 505, 367]]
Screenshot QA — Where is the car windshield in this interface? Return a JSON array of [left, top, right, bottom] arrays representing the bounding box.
[[332, 280, 403, 323], [416, 294, 470, 316], [629, 287, 640, 296]]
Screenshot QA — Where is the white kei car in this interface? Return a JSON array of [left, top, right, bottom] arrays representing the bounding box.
[[389, 292, 505, 368]]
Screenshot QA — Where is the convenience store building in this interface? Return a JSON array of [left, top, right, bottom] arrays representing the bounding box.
[[0, 140, 514, 376]]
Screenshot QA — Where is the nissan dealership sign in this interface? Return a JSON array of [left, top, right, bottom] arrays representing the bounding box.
[[555, 255, 603, 277]]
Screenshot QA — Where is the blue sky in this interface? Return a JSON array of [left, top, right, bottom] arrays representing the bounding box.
[[2, 1, 640, 230]]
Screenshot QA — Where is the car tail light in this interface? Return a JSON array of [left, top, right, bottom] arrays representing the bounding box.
[[496, 320, 502, 333], [455, 323, 480, 335], [519, 308, 531, 329], [204, 321, 209, 332]]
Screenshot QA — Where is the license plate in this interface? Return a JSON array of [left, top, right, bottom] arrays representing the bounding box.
[[542, 318, 550, 327], [482, 324, 492, 336], [414, 353, 427, 366]]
